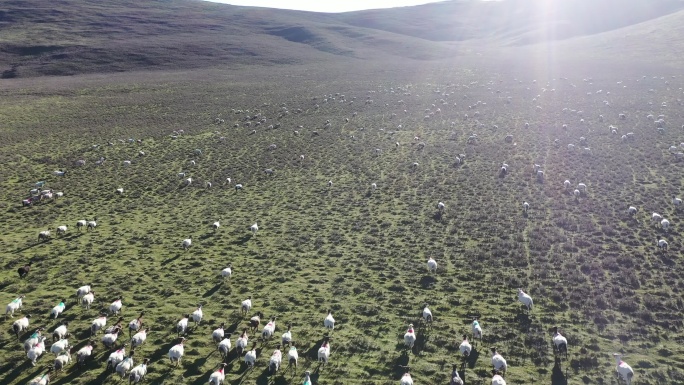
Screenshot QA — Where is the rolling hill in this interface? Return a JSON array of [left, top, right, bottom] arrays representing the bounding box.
[[1, 0, 684, 78]]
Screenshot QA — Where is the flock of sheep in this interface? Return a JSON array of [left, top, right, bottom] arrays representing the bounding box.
[[6, 72, 684, 385]]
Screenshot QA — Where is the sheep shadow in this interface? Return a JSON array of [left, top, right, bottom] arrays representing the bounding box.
[[466, 347, 480, 369], [523, 210, 529, 218], [161, 253, 183, 265], [551, 358, 568, 385], [433, 211, 444, 221], [203, 283, 223, 298], [232, 235, 252, 246], [419, 275, 437, 289], [0, 360, 37, 384], [391, 353, 410, 380], [514, 312, 532, 331]]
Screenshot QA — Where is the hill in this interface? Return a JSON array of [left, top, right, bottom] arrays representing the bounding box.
[[1, 0, 684, 78]]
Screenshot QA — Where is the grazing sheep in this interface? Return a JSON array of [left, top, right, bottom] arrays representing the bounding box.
[[325, 310, 335, 330], [86, 218, 97, 231], [53, 170, 67, 176], [168, 337, 186, 367], [38, 230, 51, 242], [578, 183, 587, 194], [235, 183, 243, 191], [6, 295, 25, 317], [76, 219, 87, 231], [518, 288, 533, 311], [250, 223, 258, 236], [212, 220, 220, 231], [661, 218, 670, 230], [182, 237, 192, 250], [657, 238, 668, 251], [404, 324, 416, 349], [652, 213, 663, 226], [613, 353, 634, 385], [116, 188, 124, 194], [673, 196, 682, 208], [371, 183, 377, 190], [56, 225, 68, 235], [450, 364, 464, 385], [76, 284, 91, 300], [627, 206, 637, 216], [185, 177, 192, 186], [490, 347, 508, 374]]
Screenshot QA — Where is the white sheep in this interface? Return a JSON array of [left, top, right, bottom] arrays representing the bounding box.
[[422, 304, 433, 324], [472, 319, 482, 342], [673, 196, 682, 208], [400, 367, 413, 385], [652, 213, 663, 226], [123, 160, 132, 167], [245, 342, 258, 367], [177, 314, 189, 336], [191, 305, 203, 326], [578, 183, 587, 194], [168, 337, 186, 366], [613, 353, 634, 385], [564, 180, 571, 190], [209, 363, 227, 385], [76, 343, 94, 368], [427, 257, 438, 273], [568, 144, 575, 151], [82, 292, 95, 310], [38, 230, 51, 242], [76, 284, 91, 300], [459, 335, 472, 357], [182, 237, 192, 250], [661, 218, 670, 230], [371, 183, 377, 190], [185, 177, 192, 186], [116, 188, 124, 194], [657, 238, 668, 251], [27, 336, 46, 366], [51, 300, 66, 319], [523, 201, 529, 213], [627, 206, 637, 216], [241, 296, 252, 315], [317, 338, 331, 365], [56, 225, 68, 235], [86, 218, 97, 231], [250, 223, 259, 235], [221, 264, 232, 281], [110, 297, 123, 315], [552, 326, 568, 358], [131, 328, 147, 349], [324, 310, 335, 329], [12, 314, 31, 337], [404, 324, 416, 349], [235, 183, 243, 191], [106, 345, 125, 371], [76, 219, 87, 231], [116, 352, 136, 378], [518, 288, 533, 311], [490, 347, 508, 374], [54, 349, 71, 372], [90, 313, 106, 335], [6, 295, 25, 317]]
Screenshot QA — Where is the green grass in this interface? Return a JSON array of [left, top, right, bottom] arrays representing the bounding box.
[[1, 59, 684, 385]]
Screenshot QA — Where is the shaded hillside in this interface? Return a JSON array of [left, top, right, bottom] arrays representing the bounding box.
[[335, 0, 684, 44], [0, 0, 458, 78]]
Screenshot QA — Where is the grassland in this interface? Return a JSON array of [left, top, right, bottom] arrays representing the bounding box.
[[1, 55, 684, 385]]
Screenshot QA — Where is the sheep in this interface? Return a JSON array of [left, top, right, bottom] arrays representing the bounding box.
[[317, 337, 331, 365], [50, 299, 67, 319], [128, 358, 150, 384], [106, 345, 126, 372], [552, 326, 568, 359], [109, 296, 123, 315], [472, 318, 482, 343], [217, 334, 232, 359], [82, 291, 95, 310], [404, 324, 416, 349], [657, 238, 668, 251], [244, 341, 258, 367], [168, 337, 186, 367], [661, 218, 670, 230], [328, 180, 334, 187], [91, 313, 107, 336], [578, 183, 587, 194], [673, 196, 682, 208], [177, 314, 190, 336], [236, 329, 249, 356], [182, 237, 192, 250], [54, 348, 72, 372], [536, 170, 544, 182], [128, 312, 144, 338], [76, 219, 87, 231], [627, 206, 637, 216], [87, 218, 97, 231], [12, 314, 31, 338], [115, 350, 135, 378], [459, 335, 472, 358], [491, 370, 506, 385], [250, 222, 259, 235], [281, 323, 293, 347], [437, 202, 445, 211], [6, 295, 25, 318], [185, 177, 192, 186], [17, 262, 32, 279], [24, 329, 43, 352], [27, 335, 46, 366], [450, 364, 464, 385], [76, 284, 91, 300], [76, 342, 93, 367], [268, 344, 282, 374], [490, 347, 508, 374], [221, 264, 232, 282], [209, 363, 228, 385], [130, 327, 147, 349], [324, 310, 335, 330], [191, 305, 203, 326], [564, 180, 571, 190], [53, 170, 67, 176], [28, 367, 53, 385], [235, 183, 243, 191], [371, 183, 377, 190], [123, 160, 132, 167], [613, 353, 634, 385], [422, 304, 433, 324], [583, 147, 592, 155], [264, 168, 274, 175], [568, 144, 575, 151], [517, 288, 533, 312], [499, 166, 507, 177], [652, 212, 663, 226], [56, 225, 68, 236], [427, 257, 438, 273], [116, 188, 124, 194], [400, 366, 413, 385], [38, 230, 51, 242], [241, 296, 252, 315], [619, 113, 626, 120], [288, 341, 299, 370], [504, 134, 513, 143], [53, 321, 68, 341]]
